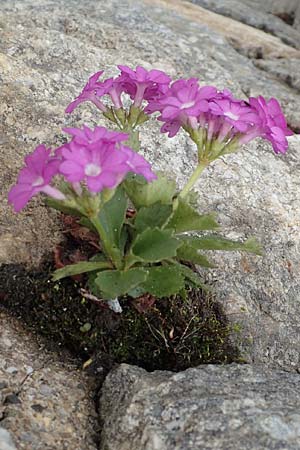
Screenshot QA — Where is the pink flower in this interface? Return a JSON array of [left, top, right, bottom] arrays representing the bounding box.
[[249, 96, 293, 153], [8, 145, 65, 212], [65, 71, 112, 113], [146, 78, 217, 137], [59, 141, 128, 193], [118, 65, 171, 107], [59, 139, 156, 193], [63, 125, 129, 146], [209, 99, 259, 133], [120, 146, 157, 182]]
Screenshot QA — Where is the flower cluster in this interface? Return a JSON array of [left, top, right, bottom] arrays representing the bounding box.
[[66, 66, 171, 126], [8, 126, 156, 212], [146, 78, 293, 156], [9, 65, 293, 214], [66, 66, 292, 156]]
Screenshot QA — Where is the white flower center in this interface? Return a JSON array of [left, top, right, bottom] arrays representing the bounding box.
[[180, 101, 195, 110], [32, 176, 44, 187], [224, 111, 239, 121], [85, 163, 101, 177]]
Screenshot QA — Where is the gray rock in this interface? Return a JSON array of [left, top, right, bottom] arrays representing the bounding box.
[[1, 0, 300, 371], [0, 311, 98, 450], [99, 363, 300, 450], [258, 0, 300, 32], [190, 0, 300, 49], [254, 58, 300, 92], [0, 428, 16, 450]]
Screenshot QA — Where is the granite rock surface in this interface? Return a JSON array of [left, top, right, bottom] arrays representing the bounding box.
[[191, 0, 300, 48], [0, 310, 98, 450], [99, 363, 300, 450], [0, 428, 16, 450], [1, 0, 300, 448]]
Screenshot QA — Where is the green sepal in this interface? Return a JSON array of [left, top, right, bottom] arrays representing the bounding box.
[[52, 260, 112, 281], [166, 198, 219, 233], [124, 172, 176, 209], [114, 107, 127, 126], [135, 111, 150, 126], [130, 228, 182, 264], [134, 202, 173, 233], [183, 235, 262, 255], [45, 198, 82, 217], [94, 268, 148, 299], [176, 243, 215, 268], [103, 108, 118, 124], [141, 265, 185, 297]]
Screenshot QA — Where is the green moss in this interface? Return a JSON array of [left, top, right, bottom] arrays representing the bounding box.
[[0, 262, 240, 373]]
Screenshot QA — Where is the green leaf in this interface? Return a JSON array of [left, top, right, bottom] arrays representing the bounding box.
[[175, 263, 210, 291], [52, 260, 112, 281], [176, 243, 215, 268], [134, 202, 173, 232], [166, 198, 219, 233], [124, 172, 176, 209], [98, 186, 128, 252], [183, 235, 262, 254], [94, 268, 148, 299], [141, 265, 185, 297], [131, 228, 182, 263], [127, 285, 147, 298]]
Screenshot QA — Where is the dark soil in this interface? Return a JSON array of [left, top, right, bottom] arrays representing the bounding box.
[[0, 215, 240, 376]]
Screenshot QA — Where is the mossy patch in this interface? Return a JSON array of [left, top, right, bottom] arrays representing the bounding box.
[[0, 213, 240, 374], [0, 262, 239, 373]]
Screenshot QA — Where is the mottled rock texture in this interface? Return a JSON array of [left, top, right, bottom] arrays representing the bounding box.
[[99, 363, 300, 450], [0, 428, 16, 450], [0, 310, 98, 449], [1, 0, 300, 370], [1, 0, 300, 448], [191, 0, 300, 48], [192, 0, 300, 48], [189, 0, 300, 109]]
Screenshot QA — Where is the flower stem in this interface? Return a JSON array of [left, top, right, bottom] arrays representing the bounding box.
[[179, 161, 208, 199], [90, 216, 122, 270]]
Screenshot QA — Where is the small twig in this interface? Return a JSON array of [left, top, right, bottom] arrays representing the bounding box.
[[145, 318, 170, 349], [180, 315, 198, 341], [79, 288, 106, 306]]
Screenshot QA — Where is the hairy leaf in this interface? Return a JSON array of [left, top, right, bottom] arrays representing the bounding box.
[[98, 186, 128, 252], [141, 265, 185, 297], [134, 202, 173, 232], [175, 263, 210, 291], [176, 243, 215, 268], [124, 172, 176, 209], [167, 199, 219, 233], [131, 228, 182, 263], [183, 235, 262, 254], [94, 268, 148, 299], [53, 260, 112, 281]]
